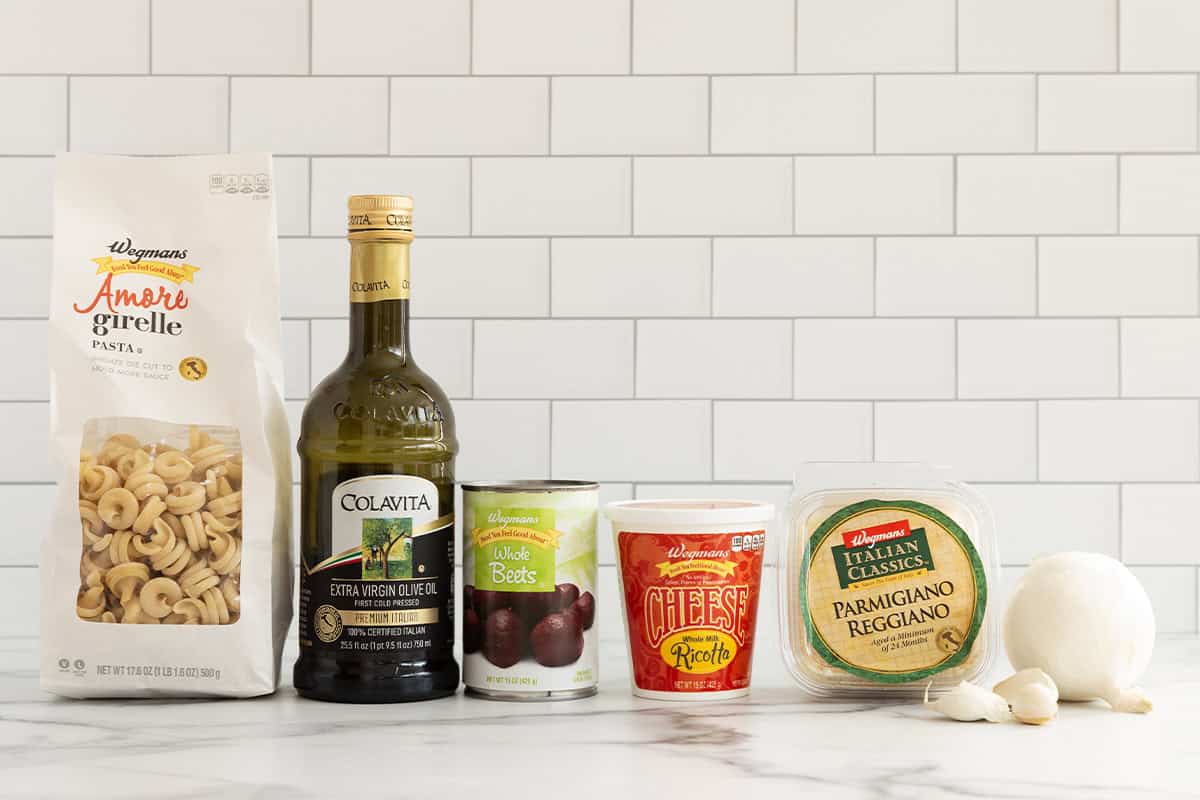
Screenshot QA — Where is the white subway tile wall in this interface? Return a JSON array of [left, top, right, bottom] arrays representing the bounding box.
[[3, 0, 1198, 633]]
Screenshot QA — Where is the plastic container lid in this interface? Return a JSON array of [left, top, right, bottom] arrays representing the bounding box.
[[779, 463, 999, 699], [605, 499, 776, 528]]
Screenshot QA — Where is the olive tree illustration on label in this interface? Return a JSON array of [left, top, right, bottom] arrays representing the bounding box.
[[361, 518, 412, 580]]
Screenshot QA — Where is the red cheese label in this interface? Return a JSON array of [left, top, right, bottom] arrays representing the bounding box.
[[617, 530, 765, 694]]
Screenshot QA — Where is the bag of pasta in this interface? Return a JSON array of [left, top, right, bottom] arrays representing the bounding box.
[[42, 154, 293, 697]]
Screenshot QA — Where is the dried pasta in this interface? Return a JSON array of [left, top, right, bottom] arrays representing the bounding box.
[[75, 428, 243, 626]]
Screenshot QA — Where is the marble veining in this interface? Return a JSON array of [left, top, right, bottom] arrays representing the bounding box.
[[0, 637, 1197, 799]]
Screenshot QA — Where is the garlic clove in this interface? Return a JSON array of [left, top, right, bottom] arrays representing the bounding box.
[[993, 668, 1059, 725], [924, 680, 1012, 723], [1102, 685, 1153, 714], [1007, 683, 1058, 725], [994, 667, 1058, 701]]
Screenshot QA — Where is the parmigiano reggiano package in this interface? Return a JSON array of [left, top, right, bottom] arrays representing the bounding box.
[[780, 463, 999, 699]]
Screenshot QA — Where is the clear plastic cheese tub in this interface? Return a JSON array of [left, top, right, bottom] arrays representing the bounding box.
[[779, 463, 1000, 699]]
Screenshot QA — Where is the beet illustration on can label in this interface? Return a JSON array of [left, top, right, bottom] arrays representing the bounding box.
[[462, 482, 598, 701]]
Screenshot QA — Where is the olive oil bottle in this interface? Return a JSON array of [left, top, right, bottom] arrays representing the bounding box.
[[294, 195, 459, 703]]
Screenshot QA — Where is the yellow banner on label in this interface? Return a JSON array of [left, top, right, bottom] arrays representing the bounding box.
[[656, 559, 736, 579], [340, 608, 438, 626], [472, 525, 561, 549], [92, 257, 201, 285]]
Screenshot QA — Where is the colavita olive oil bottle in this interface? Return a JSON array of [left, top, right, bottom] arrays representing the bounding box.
[[294, 195, 459, 703]]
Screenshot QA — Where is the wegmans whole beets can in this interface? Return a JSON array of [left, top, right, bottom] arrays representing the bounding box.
[[462, 482, 599, 701]]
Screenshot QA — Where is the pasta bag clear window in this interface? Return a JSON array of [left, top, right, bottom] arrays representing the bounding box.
[[779, 463, 999, 699], [76, 419, 243, 626]]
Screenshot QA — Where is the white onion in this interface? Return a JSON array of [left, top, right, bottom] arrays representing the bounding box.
[[1003, 552, 1154, 713]]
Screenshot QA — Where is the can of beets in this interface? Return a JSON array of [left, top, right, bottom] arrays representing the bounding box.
[[462, 481, 599, 700]]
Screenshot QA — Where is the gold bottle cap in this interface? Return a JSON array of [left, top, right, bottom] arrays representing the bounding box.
[[347, 195, 414, 240]]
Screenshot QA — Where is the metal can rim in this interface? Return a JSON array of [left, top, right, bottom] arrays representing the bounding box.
[[461, 480, 599, 493]]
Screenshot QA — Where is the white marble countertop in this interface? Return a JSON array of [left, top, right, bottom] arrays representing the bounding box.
[[1, 636, 1197, 799]]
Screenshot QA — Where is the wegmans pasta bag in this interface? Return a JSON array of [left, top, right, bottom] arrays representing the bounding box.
[[42, 154, 293, 697]]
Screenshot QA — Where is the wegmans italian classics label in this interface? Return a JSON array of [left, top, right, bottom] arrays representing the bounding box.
[[801, 499, 987, 683]]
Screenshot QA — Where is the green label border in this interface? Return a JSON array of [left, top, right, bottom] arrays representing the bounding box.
[[799, 498, 988, 684]]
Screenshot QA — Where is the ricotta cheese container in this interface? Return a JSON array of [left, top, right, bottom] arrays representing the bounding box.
[[780, 464, 999, 699], [606, 499, 774, 701]]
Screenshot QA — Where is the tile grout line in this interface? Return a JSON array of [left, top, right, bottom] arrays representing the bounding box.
[[386, 77, 392, 154], [21, 311, 1200, 324], [468, 0, 474, 75], [1033, 75, 1040, 152], [21, 70, 1200, 78], [226, 76, 232, 152], [546, 77, 552, 154], [793, 0, 799, 73], [871, 74, 877, 153], [953, 0, 959, 72], [26, 394, 1200, 402], [21, 232, 1200, 240], [65, 77, 71, 150], [147, 0, 153, 73], [307, 0, 313, 74], [8, 151, 1200, 159], [951, 155, 957, 234], [870, 402, 876, 460], [1115, 0, 1121, 73], [628, 0, 634, 73]]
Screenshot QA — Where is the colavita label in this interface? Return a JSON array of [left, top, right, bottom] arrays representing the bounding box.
[[349, 246, 410, 303], [298, 475, 453, 657], [801, 499, 987, 683], [617, 530, 765, 694]]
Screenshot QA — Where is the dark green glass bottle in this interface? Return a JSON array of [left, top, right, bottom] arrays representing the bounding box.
[[294, 195, 459, 703]]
